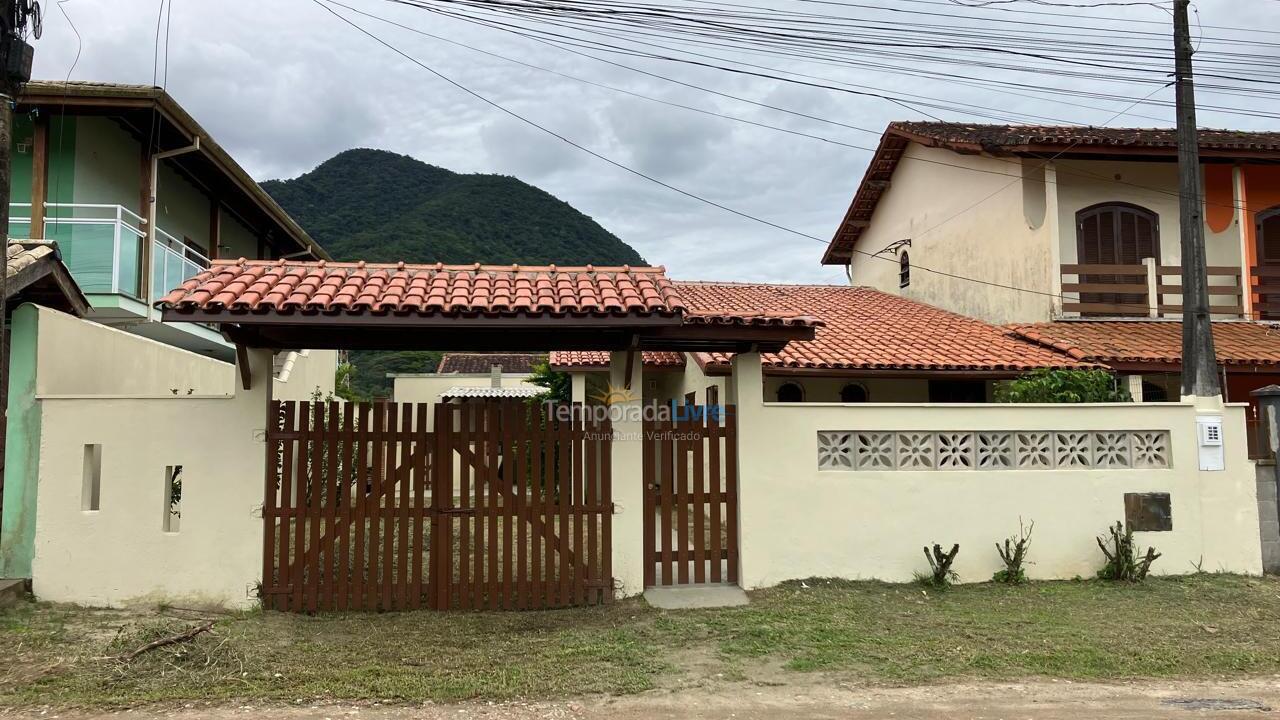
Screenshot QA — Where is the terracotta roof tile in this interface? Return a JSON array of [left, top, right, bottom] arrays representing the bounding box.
[[891, 122, 1280, 152], [6, 240, 55, 279], [436, 353, 545, 374], [159, 260, 686, 318], [551, 282, 1089, 372], [549, 350, 686, 369], [1009, 321, 1280, 367]]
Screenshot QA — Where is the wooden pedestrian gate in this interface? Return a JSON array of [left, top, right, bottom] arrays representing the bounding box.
[[642, 405, 740, 587], [262, 400, 614, 612]]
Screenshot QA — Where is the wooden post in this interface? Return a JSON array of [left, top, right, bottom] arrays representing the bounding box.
[[1174, 0, 1221, 398], [29, 114, 46, 239], [1143, 258, 1159, 318]]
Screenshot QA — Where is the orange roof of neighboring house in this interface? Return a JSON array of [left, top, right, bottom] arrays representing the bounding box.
[[822, 121, 1280, 265], [159, 260, 686, 318], [890, 122, 1280, 154], [551, 282, 1090, 374], [436, 353, 544, 374], [1009, 321, 1280, 368]]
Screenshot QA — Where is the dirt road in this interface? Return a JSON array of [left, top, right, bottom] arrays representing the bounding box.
[[5, 678, 1279, 719]]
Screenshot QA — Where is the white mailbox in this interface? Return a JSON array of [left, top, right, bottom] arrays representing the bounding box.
[[1197, 415, 1224, 471]]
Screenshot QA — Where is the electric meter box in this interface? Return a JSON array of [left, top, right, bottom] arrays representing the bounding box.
[[1196, 415, 1225, 471]]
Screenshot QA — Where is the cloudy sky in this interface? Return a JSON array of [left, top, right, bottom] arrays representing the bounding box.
[[29, 0, 1280, 283]]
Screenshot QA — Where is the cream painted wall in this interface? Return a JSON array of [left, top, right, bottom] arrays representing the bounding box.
[[847, 144, 1054, 324], [33, 306, 233, 396], [156, 162, 211, 253], [733, 353, 1261, 588], [31, 348, 273, 608], [1054, 160, 1240, 269], [845, 148, 1247, 324], [762, 375, 940, 403], [31, 306, 335, 400], [629, 355, 979, 405], [274, 350, 338, 401], [218, 209, 258, 260], [71, 117, 141, 211]]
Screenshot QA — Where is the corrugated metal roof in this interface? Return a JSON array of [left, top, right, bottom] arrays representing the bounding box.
[[440, 386, 544, 398]]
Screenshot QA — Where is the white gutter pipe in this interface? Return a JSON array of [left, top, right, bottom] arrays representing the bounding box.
[[146, 136, 202, 320]]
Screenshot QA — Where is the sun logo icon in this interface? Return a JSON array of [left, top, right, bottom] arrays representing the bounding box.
[[591, 382, 638, 405]]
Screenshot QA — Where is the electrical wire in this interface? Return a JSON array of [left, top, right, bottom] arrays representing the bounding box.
[[314, 0, 1269, 319], [336, 0, 1267, 218], [388, 0, 1280, 119]]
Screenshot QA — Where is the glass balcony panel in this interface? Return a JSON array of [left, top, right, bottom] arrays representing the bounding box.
[[46, 220, 116, 294], [117, 231, 142, 299]]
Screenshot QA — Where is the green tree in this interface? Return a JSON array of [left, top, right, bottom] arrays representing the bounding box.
[[526, 360, 571, 403], [263, 149, 645, 398], [995, 368, 1131, 404]]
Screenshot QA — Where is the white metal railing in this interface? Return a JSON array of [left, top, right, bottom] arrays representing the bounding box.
[[151, 227, 211, 303], [8, 202, 210, 302], [10, 202, 149, 298]]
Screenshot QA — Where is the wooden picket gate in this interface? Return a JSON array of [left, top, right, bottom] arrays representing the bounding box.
[[641, 405, 739, 587], [261, 399, 613, 612]]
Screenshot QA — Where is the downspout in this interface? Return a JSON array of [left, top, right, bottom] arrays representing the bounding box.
[[144, 136, 201, 321]]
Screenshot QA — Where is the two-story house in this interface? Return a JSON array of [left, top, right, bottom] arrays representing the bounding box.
[[825, 122, 1280, 415], [1, 83, 339, 579], [8, 81, 330, 360]]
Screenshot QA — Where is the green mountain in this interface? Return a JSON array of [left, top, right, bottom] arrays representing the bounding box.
[[262, 148, 646, 398]]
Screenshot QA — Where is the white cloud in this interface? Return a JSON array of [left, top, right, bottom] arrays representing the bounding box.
[[31, 0, 1280, 283]]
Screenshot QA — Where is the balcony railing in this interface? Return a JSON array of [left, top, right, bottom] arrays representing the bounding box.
[[152, 227, 210, 304], [8, 202, 208, 303], [1060, 260, 1245, 318], [1251, 267, 1280, 321]]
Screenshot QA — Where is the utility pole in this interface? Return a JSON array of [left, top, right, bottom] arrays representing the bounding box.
[[0, 0, 36, 497], [1174, 0, 1220, 398]]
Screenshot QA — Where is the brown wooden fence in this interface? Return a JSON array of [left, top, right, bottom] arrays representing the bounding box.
[[642, 405, 739, 587], [262, 400, 613, 612]]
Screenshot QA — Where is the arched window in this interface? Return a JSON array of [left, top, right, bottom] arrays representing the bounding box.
[[841, 383, 869, 403], [1257, 206, 1280, 319], [899, 251, 910, 288], [776, 382, 804, 403], [1075, 203, 1159, 314]]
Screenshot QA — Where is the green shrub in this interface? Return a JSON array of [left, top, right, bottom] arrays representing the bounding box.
[[995, 368, 1131, 404]]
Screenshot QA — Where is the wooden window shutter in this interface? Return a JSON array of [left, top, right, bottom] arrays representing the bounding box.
[[1259, 208, 1280, 265], [1075, 203, 1160, 316]]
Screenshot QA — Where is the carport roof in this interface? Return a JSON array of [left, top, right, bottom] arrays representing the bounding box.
[[158, 260, 819, 353]]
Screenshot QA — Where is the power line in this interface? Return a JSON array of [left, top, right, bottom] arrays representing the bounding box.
[[341, 0, 1266, 217], [313, 0, 1257, 319], [393, 0, 1280, 118]]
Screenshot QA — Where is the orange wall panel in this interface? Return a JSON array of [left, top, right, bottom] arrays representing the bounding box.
[[1205, 165, 1235, 233]]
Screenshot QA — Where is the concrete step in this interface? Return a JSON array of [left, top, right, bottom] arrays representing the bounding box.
[[0, 578, 31, 607], [643, 583, 748, 609]]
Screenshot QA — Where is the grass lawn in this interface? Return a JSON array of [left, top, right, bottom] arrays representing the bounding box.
[[2, 574, 1279, 708]]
